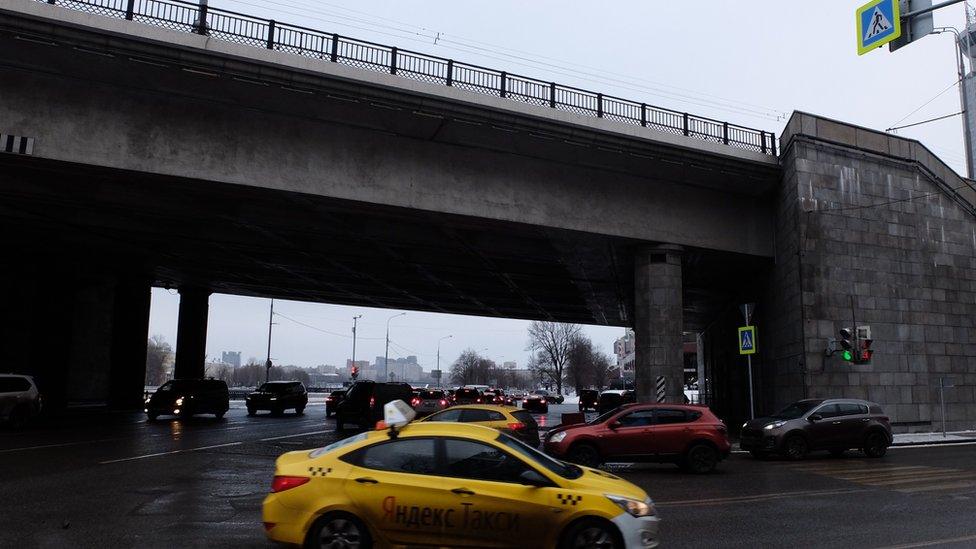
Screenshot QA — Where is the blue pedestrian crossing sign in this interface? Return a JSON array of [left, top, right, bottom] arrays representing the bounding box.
[[857, 0, 901, 55], [738, 326, 757, 355]]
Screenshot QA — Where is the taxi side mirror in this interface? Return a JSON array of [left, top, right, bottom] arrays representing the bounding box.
[[808, 414, 822, 422], [518, 470, 549, 487]]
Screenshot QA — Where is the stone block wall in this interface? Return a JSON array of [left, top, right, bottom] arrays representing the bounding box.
[[772, 113, 976, 432]]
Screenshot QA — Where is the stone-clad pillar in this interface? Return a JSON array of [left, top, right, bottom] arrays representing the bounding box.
[[109, 277, 152, 409], [633, 245, 683, 403], [174, 286, 210, 380]]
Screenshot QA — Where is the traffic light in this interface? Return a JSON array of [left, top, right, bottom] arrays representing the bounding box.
[[351, 366, 359, 379], [838, 328, 854, 362], [858, 338, 874, 363]]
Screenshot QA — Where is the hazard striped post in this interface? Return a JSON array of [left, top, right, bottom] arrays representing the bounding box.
[[655, 376, 666, 403]]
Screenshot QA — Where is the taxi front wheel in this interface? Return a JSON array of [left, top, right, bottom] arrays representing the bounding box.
[[559, 518, 622, 549], [305, 512, 372, 549]]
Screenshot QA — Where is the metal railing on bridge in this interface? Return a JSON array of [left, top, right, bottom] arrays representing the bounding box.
[[39, 0, 778, 156]]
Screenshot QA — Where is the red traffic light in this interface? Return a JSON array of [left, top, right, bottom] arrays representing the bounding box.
[[858, 339, 873, 363]]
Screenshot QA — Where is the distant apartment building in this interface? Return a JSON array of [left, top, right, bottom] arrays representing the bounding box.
[[503, 361, 517, 369], [221, 351, 241, 368], [613, 329, 635, 377]]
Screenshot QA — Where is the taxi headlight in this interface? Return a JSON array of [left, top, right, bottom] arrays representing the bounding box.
[[606, 494, 655, 517], [175, 397, 184, 406], [764, 421, 787, 430], [549, 431, 567, 443]]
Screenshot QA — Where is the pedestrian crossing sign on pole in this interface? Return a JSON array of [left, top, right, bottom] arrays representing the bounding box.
[[738, 326, 757, 355], [857, 0, 901, 55]]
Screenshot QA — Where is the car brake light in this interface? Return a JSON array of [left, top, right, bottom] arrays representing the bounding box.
[[541, 400, 547, 405], [411, 398, 421, 406], [476, 398, 482, 403], [440, 399, 447, 406], [369, 396, 375, 408], [326, 397, 333, 402], [508, 422, 525, 431], [271, 476, 310, 493]]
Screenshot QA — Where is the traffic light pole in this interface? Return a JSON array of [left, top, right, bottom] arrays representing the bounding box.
[[351, 315, 361, 380]]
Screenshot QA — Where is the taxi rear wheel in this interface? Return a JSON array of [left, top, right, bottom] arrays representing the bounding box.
[[559, 518, 622, 549], [305, 512, 372, 549]]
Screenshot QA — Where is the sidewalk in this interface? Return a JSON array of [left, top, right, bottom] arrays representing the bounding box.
[[891, 430, 976, 446]]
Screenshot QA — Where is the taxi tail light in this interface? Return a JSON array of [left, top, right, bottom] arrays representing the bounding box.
[[271, 475, 310, 493], [508, 422, 526, 431]]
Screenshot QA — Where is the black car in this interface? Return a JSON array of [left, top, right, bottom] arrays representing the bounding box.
[[335, 381, 413, 430], [596, 390, 636, 414], [325, 390, 346, 418], [146, 379, 229, 421], [522, 392, 549, 413], [578, 389, 599, 412], [452, 387, 484, 405], [246, 381, 308, 416]]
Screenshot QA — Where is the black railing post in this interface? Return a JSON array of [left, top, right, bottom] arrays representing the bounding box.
[[682, 113, 689, 136], [390, 47, 398, 75], [770, 134, 777, 156], [596, 93, 603, 118], [195, 3, 208, 35], [760, 132, 767, 154], [330, 33, 339, 62], [640, 103, 647, 127], [125, 0, 135, 20], [549, 82, 556, 108], [722, 122, 729, 144], [500, 71, 507, 98], [47, 0, 54, 4], [446, 60, 453, 86], [267, 20, 276, 49]]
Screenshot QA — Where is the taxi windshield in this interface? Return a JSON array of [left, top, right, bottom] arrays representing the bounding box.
[[496, 433, 581, 480]]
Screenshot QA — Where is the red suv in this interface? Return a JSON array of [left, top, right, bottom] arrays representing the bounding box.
[[543, 403, 731, 473]]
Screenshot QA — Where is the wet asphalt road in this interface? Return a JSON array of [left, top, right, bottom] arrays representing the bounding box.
[[2, 403, 976, 548]]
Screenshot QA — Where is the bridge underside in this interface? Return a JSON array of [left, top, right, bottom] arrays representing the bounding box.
[[1, 156, 770, 330]]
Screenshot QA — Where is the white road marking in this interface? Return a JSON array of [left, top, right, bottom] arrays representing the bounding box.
[[259, 429, 330, 442], [100, 441, 243, 464], [657, 487, 862, 508], [0, 438, 120, 453], [875, 532, 976, 548]]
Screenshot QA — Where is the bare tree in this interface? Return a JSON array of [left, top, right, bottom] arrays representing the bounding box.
[[145, 334, 172, 386], [526, 321, 581, 395]]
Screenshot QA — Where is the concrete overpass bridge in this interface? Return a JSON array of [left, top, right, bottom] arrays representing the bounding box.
[[4, 0, 974, 432]]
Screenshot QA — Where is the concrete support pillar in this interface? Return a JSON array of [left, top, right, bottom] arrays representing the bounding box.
[[174, 286, 210, 380], [109, 278, 152, 409], [633, 245, 684, 403]]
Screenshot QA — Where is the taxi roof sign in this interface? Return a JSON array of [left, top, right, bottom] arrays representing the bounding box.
[[857, 0, 901, 55], [384, 399, 416, 429]]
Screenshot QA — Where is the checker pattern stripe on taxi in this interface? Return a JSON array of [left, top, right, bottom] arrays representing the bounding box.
[[557, 494, 582, 506], [308, 466, 332, 477]]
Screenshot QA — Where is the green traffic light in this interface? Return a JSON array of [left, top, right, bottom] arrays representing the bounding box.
[[841, 350, 853, 361]]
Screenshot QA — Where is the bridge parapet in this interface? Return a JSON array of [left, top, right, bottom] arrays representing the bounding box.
[[34, 0, 777, 156]]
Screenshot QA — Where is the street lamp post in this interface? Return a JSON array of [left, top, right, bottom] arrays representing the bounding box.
[[265, 298, 274, 383], [436, 335, 453, 388], [351, 315, 362, 379], [384, 312, 406, 381]]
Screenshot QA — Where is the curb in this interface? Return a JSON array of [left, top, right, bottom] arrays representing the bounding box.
[[891, 437, 976, 447]]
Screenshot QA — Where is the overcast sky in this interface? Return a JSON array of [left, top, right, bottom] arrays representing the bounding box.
[[148, 0, 971, 369]]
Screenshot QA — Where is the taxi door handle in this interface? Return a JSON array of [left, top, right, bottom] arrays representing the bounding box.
[[451, 488, 475, 496], [355, 477, 379, 484]]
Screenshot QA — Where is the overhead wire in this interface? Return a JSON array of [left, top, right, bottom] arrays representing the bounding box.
[[887, 79, 962, 131]]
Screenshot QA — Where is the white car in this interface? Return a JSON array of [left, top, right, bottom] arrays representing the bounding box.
[[0, 374, 43, 428]]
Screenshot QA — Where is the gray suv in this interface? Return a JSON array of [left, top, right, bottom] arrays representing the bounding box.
[[0, 374, 43, 428], [740, 398, 892, 460]]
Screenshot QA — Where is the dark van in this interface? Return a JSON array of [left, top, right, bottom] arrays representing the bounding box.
[[334, 381, 413, 430], [146, 379, 229, 421]]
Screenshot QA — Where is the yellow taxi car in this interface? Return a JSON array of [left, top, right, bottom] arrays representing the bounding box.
[[263, 401, 659, 549], [419, 404, 541, 447]]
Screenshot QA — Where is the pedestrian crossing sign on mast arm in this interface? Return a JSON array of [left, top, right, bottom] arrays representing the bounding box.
[[738, 326, 757, 355], [857, 0, 901, 55]]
